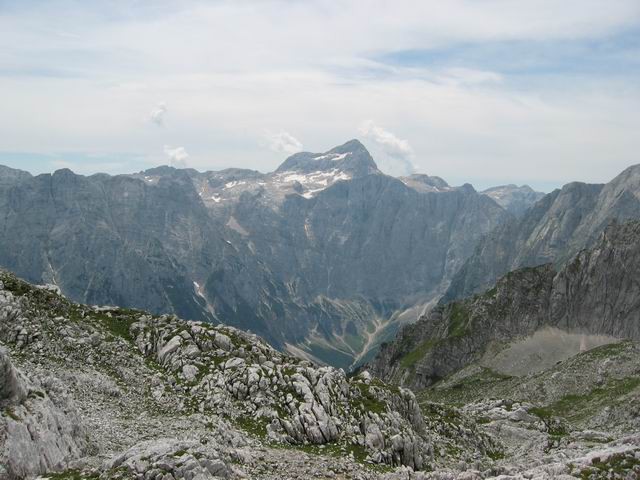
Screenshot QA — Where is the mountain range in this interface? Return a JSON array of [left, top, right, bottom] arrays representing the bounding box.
[[369, 220, 640, 388], [3, 140, 640, 478], [1, 140, 639, 372], [0, 140, 539, 369]]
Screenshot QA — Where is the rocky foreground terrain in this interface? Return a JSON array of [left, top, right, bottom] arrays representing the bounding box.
[[0, 270, 505, 480], [2, 267, 640, 479]]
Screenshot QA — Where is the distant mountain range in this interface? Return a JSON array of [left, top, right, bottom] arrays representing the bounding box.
[[3, 140, 638, 370], [444, 163, 640, 303]]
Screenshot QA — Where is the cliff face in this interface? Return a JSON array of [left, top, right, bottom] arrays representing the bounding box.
[[369, 221, 640, 389], [0, 141, 508, 368], [445, 164, 640, 302]]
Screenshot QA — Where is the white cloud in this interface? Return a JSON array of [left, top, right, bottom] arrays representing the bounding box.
[[150, 102, 167, 126], [359, 121, 415, 175], [0, 1, 639, 188], [163, 145, 189, 168], [263, 131, 303, 155]]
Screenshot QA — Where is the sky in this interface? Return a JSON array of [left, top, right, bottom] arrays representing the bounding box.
[[0, 1, 639, 191]]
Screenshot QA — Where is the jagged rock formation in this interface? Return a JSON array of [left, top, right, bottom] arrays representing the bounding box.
[[366, 222, 640, 479], [480, 184, 545, 217], [0, 270, 503, 479], [1, 274, 632, 480], [131, 314, 432, 469], [414, 340, 640, 479], [445, 164, 640, 302], [0, 344, 88, 479], [0, 140, 508, 368], [369, 220, 640, 389]]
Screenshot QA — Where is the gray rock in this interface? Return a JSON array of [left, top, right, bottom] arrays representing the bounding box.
[[370, 221, 640, 389], [0, 141, 507, 369], [0, 349, 88, 479]]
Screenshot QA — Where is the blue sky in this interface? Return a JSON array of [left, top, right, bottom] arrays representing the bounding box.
[[0, 0, 639, 191]]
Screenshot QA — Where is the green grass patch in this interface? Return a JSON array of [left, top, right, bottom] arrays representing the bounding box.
[[234, 415, 269, 439], [353, 382, 387, 415], [1, 275, 32, 296], [487, 449, 505, 461], [580, 341, 628, 360], [278, 442, 393, 473], [419, 367, 513, 406], [93, 312, 137, 343], [399, 339, 437, 369], [4, 406, 21, 421], [447, 302, 470, 338], [530, 376, 640, 425]]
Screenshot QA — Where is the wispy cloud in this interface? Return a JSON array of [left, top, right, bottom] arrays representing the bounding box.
[[163, 145, 189, 168], [359, 121, 414, 175], [0, 1, 638, 188], [150, 102, 167, 126], [263, 131, 303, 155]]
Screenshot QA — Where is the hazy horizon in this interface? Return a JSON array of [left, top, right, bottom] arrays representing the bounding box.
[[1, 138, 636, 194]]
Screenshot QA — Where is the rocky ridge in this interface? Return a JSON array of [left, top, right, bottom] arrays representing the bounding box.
[[445, 164, 640, 302], [0, 140, 509, 369], [369, 220, 640, 390], [0, 270, 503, 479]]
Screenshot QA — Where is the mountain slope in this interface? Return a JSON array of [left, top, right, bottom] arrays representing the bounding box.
[[0, 141, 508, 368], [369, 220, 640, 389], [0, 270, 505, 479], [445, 165, 640, 302]]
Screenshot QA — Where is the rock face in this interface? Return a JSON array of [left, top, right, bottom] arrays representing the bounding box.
[[0, 140, 508, 367], [0, 348, 88, 479], [480, 184, 544, 217], [445, 165, 640, 302], [131, 314, 432, 470], [1, 247, 639, 478], [0, 165, 31, 187], [369, 220, 640, 389], [0, 270, 473, 478]]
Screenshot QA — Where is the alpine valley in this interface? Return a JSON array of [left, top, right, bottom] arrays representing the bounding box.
[[0, 140, 512, 369]]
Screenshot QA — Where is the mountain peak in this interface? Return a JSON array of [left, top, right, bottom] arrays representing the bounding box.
[[275, 139, 378, 177], [400, 174, 451, 192], [0, 164, 32, 186], [481, 184, 545, 216]]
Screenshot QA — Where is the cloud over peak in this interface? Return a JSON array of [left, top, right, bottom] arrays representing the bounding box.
[[359, 121, 415, 176], [163, 145, 189, 168], [263, 131, 303, 155]]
